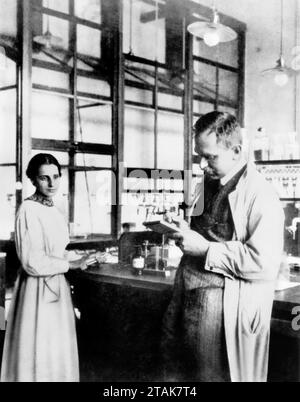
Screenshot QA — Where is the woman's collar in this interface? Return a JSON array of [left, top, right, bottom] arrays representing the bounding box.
[[26, 193, 54, 207]]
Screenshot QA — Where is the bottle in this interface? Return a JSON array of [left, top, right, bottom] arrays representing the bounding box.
[[132, 246, 145, 275]]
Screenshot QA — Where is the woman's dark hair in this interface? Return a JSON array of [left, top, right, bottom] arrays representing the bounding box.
[[26, 153, 62, 181]]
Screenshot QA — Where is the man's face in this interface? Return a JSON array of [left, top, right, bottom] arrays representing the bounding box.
[[194, 130, 240, 179]]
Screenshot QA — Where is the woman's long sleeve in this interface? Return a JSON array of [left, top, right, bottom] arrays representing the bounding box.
[[15, 205, 69, 276]]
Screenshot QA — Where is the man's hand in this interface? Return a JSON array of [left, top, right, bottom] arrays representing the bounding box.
[[172, 230, 209, 257]]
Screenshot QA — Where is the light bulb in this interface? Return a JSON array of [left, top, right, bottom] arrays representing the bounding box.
[[203, 30, 220, 47], [274, 71, 289, 87]]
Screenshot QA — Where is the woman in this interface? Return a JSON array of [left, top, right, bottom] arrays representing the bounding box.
[[1, 153, 86, 382]]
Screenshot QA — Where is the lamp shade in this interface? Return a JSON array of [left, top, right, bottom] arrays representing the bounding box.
[[261, 56, 295, 86], [33, 30, 62, 49], [187, 20, 237, 44], [0, 46, 7, 70], [187, 8, 237, 45], [261, 0, 296, 86]]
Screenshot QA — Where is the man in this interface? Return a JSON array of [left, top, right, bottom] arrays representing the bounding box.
[[161, 111, 284, 382]]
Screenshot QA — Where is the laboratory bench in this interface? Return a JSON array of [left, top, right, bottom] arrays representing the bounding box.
[[1, 235, 300, 381], [69, 263, 300, 382]]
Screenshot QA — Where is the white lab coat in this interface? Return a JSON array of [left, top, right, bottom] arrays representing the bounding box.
[[188, 162, 284, 382], [1, 200, 79, 382]]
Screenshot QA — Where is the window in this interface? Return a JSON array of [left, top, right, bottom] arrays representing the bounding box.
[[74, 170, 112, 235], [30, 0, 114, 237], [123, 0, 166, 63], [0, 1, 17, 240], [0, 0, 245, 240]]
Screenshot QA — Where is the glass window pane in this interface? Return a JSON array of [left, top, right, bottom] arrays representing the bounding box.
[[193, 101, 215, 116], [77, 25, 101, 59], [77, 76, 111, 98], [193, 60, 216, 101], [124, 177, 154, 192], [193, 37, 238, 68], [0, 0, 17, 38], [157, 67, 184, 111], [121, 202, 141, 231], [75, 153, 112, 168], [157, 113, 184, 170], [31, 149, 69, 165], [217, 40, 238, 68], [43, 15, 69, 50], [0, 89, 16, 163], [158, 92, 182, 111], [123, 0, 166, 63], [125, 87, 153, 106], [1, 56, 16, 88], [75, 0, 101, 24], [76, 58, 94, 71], [44, 0, 69, 14], [0, 167, 16, 239], [32, 49, 67, 65], [122, 189, 184, 232], [155, 177, 184, 192], [219, 69, 238, 105], [125, 61, 155, 105], [217, 105, 237, 116], [74, 170, 112, 235], [32, 92, 69, 140], [125, 61, 155, 84], [32, 66, 69, 90], [76, 101, 112, 144], [124, 107, 155, 168]]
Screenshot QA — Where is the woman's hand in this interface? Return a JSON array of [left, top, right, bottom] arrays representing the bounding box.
[[69, 256, 88, 270], [66, 250, 93, 270]]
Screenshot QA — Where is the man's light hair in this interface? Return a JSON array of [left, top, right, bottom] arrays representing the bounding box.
[[193, 111, 242, 149]]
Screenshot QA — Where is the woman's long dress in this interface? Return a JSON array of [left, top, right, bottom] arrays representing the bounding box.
[[0, 199, 79, 382]]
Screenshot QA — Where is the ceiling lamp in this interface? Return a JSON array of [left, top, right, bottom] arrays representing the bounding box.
[[261, 0, 294, 86], [33, 1, 62, 49], [187, 6, 237, 47], [0, 46, 7, 70], [33, 29, 62, 49]]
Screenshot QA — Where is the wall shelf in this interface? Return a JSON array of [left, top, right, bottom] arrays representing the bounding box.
[[255, 160, 300, 165], [280, 198, 300, 202]]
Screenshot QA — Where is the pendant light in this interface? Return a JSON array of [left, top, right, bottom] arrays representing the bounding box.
[[187, 1, 237, 47], [261, 0, 293, 87], [0, 46, 7, 70], [33, 1, 62, 49]]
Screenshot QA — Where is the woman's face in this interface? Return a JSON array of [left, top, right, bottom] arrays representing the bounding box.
[[33, 164, 61, 199]]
